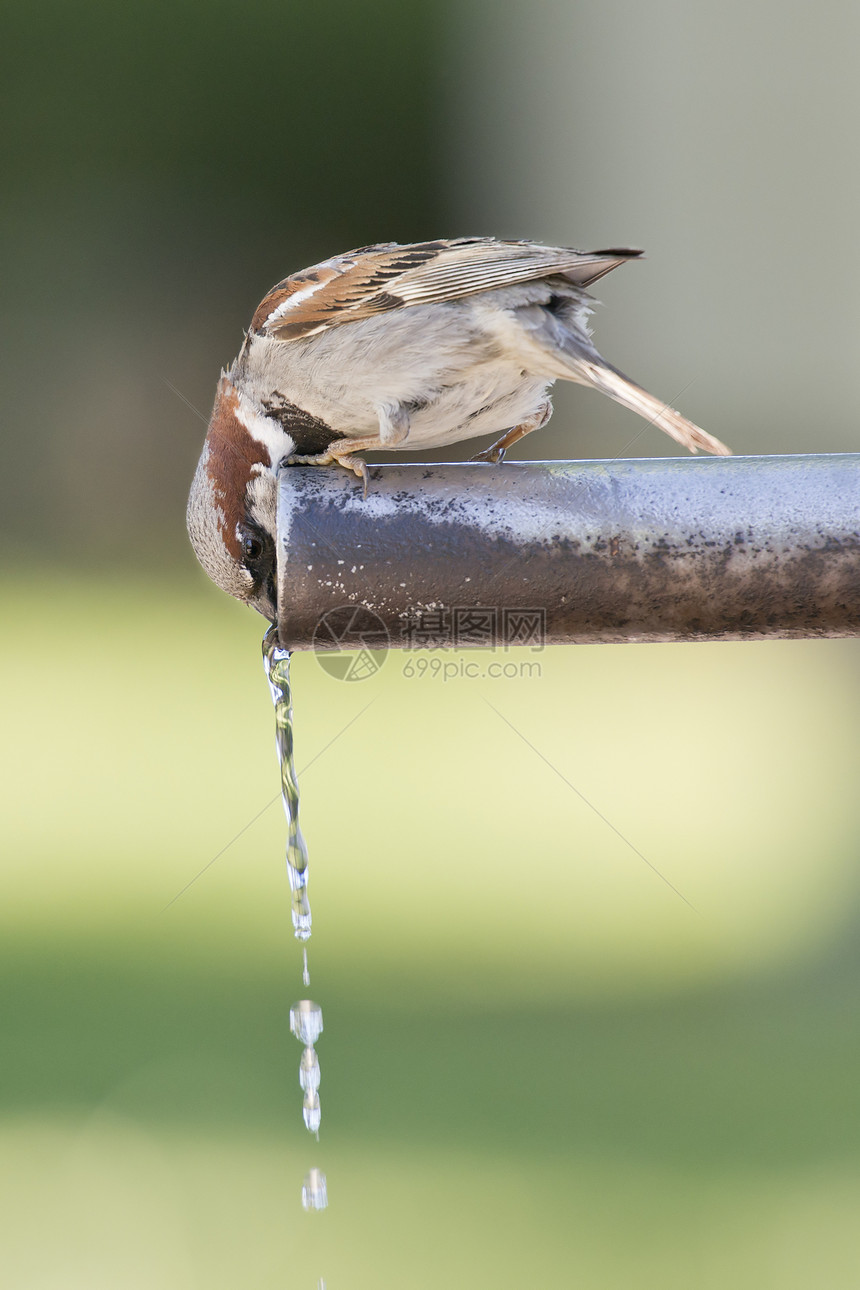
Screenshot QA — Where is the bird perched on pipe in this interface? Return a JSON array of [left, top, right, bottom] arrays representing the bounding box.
[[187, 237, 731, 621]]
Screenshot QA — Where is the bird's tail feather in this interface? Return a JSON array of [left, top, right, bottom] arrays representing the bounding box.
[[579, 359, 731, 456]]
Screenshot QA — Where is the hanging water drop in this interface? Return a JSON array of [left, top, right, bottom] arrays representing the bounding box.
[[300, 1045, 321, 1094], [302, 1168, 328, 1211], [290, 999, 324, 1047], [302, 1089, 321, 1134]]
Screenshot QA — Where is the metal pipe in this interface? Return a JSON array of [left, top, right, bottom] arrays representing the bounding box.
[[275, 454, 860, 650]]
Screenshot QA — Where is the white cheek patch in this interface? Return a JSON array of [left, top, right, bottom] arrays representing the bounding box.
[[234, 390, 295, 465], [244, 466, 278, 538]]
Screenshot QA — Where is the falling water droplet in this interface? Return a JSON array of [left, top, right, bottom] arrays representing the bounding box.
[[290, 999, 323, 1047], [302, 1168, 328, 1211], [302, 1089, 321, 1134], [262, 630, 312, 941], [300, 1046, 321, 1093], [302, 946, 311, 987]]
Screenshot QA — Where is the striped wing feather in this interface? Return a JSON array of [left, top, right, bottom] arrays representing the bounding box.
[[254, 238, 642, 342]]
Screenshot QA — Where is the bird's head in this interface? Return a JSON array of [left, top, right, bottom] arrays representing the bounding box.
[[186, 373, 292, 624]]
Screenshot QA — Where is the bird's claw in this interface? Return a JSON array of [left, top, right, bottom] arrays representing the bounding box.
[[469, 445, 506, 464], [337, 453, 370, 498], [284, 449, 369, 496]]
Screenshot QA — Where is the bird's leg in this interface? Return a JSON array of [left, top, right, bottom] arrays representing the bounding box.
[[469, 400, 553, 464], [377, 402, 411, 446], [286, 434, 384, 497]]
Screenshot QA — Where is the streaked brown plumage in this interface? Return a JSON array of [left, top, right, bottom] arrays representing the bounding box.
[[187, 237, 730, 620]]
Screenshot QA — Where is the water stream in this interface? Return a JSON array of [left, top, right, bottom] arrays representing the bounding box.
[[263, 630, 312, 941], [262, 627, 329, 1255]]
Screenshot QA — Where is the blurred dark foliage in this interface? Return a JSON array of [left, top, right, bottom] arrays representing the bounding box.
[[1, 0, 449, 568]]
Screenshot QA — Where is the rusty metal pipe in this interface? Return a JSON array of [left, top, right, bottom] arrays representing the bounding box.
[[275, 454, 860, 650]]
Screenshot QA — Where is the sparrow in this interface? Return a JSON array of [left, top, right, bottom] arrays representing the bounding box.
[[187, 236, 730, 621]]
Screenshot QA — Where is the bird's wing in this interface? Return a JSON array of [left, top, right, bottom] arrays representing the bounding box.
[[252, 238, 642, 342]]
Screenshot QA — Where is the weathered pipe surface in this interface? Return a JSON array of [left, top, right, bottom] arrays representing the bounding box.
[[275, 455, 860, 650]]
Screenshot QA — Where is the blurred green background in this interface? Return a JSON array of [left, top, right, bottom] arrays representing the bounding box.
[[3, 2, 860, 1286]]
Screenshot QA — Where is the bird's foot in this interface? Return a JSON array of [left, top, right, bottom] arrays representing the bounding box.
[[286, 436, 381, 498], [285, 451, 335, 466], [470, 444, 507, 464], [332, 452, 370, 496], [468, 400, 553, 465]]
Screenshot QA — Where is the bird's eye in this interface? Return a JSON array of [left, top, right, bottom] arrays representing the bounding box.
[[241, 532, 265, 563]]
